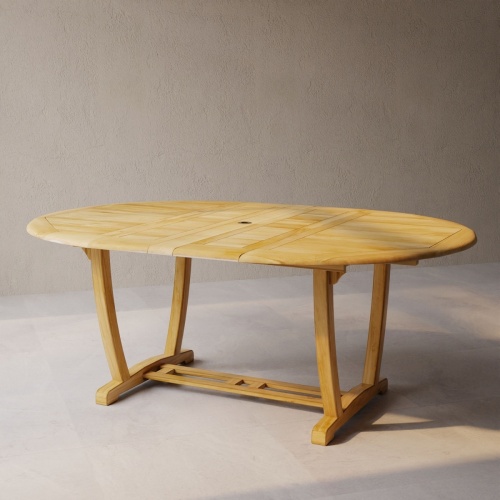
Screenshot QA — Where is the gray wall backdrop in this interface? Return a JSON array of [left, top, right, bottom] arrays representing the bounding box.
[[1, 1, 499, 295]]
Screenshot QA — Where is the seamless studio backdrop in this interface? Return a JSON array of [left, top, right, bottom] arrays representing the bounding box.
[[1, 0, 498, 295]]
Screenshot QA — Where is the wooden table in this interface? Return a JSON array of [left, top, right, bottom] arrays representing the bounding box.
[[27, 201, 476, 445]]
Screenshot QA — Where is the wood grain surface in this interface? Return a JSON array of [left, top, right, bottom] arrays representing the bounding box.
[[27, 201, 476, 267]]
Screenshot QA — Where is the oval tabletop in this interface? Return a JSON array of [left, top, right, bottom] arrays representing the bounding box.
[[27, 201, 476, 268]]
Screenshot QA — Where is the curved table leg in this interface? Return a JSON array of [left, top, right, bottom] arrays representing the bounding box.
[[89, 248, 391, 443], [88, 250, 193, 405], [363, 264, 391, 386], [165, 257, 191, 356], [311, 264, 391, 445], [311, 269, 344, 445]]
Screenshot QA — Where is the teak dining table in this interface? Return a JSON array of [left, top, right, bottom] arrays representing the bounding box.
[[27, 201, 476, 445]]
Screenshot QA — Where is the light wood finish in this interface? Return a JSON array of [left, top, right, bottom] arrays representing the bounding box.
[[90, 249, 130, 383], [363, 264, 391, 386], [396, 259, 418, 266], [165, 257, 191, 356], [328, 270, 345, 285], [96, 350, 194, 405], [312, 269, 343, 443], [310, 267, 392, 445], [27, 201, 477, 445], [89, 248, 194, 405], [27, 201, 477, 268], [145, 365, 324, 407], [312, 378, 389, 445]]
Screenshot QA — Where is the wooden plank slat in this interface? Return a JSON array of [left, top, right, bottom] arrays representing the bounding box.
[[145, 364, 324, 408], [27, 201, 477, 266]]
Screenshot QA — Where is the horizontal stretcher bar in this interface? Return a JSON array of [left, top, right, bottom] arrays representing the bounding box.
[[145, 364, 326, 408]]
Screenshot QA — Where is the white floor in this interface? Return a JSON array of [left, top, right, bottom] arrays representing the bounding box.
[[0, 263, 499, 499]]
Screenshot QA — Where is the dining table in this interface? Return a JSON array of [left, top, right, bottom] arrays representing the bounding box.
[[27, 201, 476, 445]]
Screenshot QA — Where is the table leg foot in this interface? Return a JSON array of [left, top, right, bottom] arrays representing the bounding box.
[[96, 349, 194, 405], [378, 377, 389, 395], [311, 416, 338, 446], [311, 378, 388, 445]]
